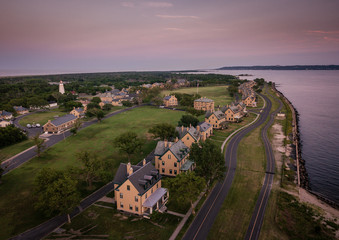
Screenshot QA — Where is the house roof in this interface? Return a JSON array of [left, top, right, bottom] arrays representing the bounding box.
[[154, 140, 189, 161], [180, 160, 194, 171], [50, 114, 77, 126], [114, 162, 161, 195], [176, 126, 200, 141], [221, 105, 240, 114], [74, 107, 84, 113], [198, 122, 212, 132], [142, 188, 167, 208], [1, 110, 12, 116], [195, 97, 214, 103], [14, 106, 27, 111], [206, 110, 225, 120], [163, 95, 173, 100]]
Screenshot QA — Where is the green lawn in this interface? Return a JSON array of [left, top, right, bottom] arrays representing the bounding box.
[[0, 106, 185, 240], [0, 139, 35, 163], [47, 205, 181, 240], [19, 109, 67, 126], [162, 85, 234, 107]]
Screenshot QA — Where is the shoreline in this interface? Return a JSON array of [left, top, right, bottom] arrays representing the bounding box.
[[271, 83, 339, 210]]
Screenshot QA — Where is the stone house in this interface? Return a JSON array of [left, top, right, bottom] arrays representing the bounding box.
[[0, 110, 13, 120], [113, 161, 168, 217], [70, 107, 85, 118], [194, 97, 215, 111], [43, 114, 77, 133], [154, 140, 193, 177], [13, 106, 29, 115], [221, 105, 243, 122], [0, 120, 11, 128]]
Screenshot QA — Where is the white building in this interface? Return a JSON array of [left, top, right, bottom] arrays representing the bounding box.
[[59, 81, 65, 94]]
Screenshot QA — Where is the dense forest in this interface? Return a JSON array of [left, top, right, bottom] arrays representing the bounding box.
[[217, 65, 339, 70], [0, 72, 240, 113]]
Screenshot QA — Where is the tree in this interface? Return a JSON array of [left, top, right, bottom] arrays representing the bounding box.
[[122, 101, 133, 107], [113, 132, 143, 162], [102, 104, 112, 111], [34, 168, 80, 223], [0, 125, 27, 148], [76, 151, 104, 189], [86, 102, 100, 110], [32, 133, 46, 157], [70, 118, 82, 135], [178, 115, 199, 127], [0, 167, 4, 184], [185, 107, 205, 117], [95, 109, 105, 122], [228, 85, 238, 97], [189, 140, 226, 189], [91, 97, 101, 104], [148, 123, 177, 140], [166, 172, 205, 214]]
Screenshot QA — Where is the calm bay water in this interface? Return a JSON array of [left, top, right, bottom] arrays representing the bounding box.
[[210, 70, 339, 204]]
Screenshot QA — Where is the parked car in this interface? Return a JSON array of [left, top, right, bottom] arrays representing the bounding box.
[[26, 124, 31, 128], [36, 123, 41, 127], [32, 124, 36, 128]]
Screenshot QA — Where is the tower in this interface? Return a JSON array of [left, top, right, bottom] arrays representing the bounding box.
[[59, 81, 65, 94]]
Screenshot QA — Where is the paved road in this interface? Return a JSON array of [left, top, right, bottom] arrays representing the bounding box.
[[244, 89, 283, 240], [1, 105, 142, 175], [183, 94, 272, 240]]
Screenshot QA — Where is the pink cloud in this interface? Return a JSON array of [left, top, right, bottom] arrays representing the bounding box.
[[156, 14, 199, 19], [145, 2, 173, 8]]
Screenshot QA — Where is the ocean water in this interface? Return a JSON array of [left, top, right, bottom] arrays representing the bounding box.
[[209, 70, 339, 204]]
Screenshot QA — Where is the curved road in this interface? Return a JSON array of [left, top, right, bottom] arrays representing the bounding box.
[[183, 93, 273, 240], [244, 89, 283, 240]]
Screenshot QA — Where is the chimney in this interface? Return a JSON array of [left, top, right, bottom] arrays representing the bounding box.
[[73, 107, 75, 110], [143, 158, 146, 166], [186, 127, 189, 131], [175, 137, 178, 143], [164, 140, 168, 148], [168, 142, 172, 148], [197, 125, 200, 131], [189, 123, 192, 128], [127, 162, 131, 174], [129, 167, 133, 176], [181, 126, 184, 132]]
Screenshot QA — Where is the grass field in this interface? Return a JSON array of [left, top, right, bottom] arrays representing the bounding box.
[[19, 109, 67, 126], [0, 106, 185, 240], [0, 139, 35, 163], [47, 205, 181, 240], [162, 85, 234, 107]]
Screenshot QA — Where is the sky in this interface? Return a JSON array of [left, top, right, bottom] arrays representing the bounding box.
[[0, 0, 339, 73]]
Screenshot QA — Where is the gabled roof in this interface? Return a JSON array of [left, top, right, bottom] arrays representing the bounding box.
[[155, 140, 189, 162], [206, 110, 225, 120], [1, 110, 12, 116], [198, 122, 212, 132], [222, 105, 240, 114], [114, 162, 161, 195], [50, 114, 77, 126], [73, 107, 84, 113], [176, 126, 200, 141], [163, 95, 173, 100]]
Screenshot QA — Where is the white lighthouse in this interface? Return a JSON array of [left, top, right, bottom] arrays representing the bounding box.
[[59, 81, 65, 94]]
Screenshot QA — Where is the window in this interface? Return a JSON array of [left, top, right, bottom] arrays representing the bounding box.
[[135, 196, 138, 202], [187, 136, 189, 140], [174, 162, 177, 167], [162, 168, 165, 173], [174, 170, 177, 175], [127, 185, 130, 191], [120, 202, 123, 208], [129, 204, 133, 210], [168, 154, 171, 159], [162, 161, 165, 166], [157, 183, 158, 188], [169, 169, 172, 174], [151, 188, 153, 193], [135, 206, 139, 212], [145, 193, 147, 199], [120, 193, 123, 199]]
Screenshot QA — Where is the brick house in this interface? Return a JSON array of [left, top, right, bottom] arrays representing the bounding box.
[[163, 95, 178, 107], [205, 110, 227, 129], [221, 105, 243, 122], [197, 122, 213, 141], [0, 110, 13, 120], [13, 106, 29, 115], [113, 161, 168, 217], [176, 125, 200, 148], [43, 114, 77, 133], [194, 97, 215, 111], [70, 107, 85, 118], [154, 140, 193, 177]]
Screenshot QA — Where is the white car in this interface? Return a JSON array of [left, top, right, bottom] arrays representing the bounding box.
[[26, 124, 31, 128], [36, 123, 41, 127]]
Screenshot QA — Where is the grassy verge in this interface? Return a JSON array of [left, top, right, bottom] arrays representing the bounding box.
[[208, 124, 266, 239], [0, 139, 35, 163], [19, 109, 67, 126], [162, 85, 233, 106], [47, 206, 181, 240], [0, 106, 185, 240]]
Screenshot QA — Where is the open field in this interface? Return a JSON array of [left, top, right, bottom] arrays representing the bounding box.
[[0, 106, 185, 240], [162, 85, 234, 106], [19, 109, 67, 126], [47, 205, 181, 240]]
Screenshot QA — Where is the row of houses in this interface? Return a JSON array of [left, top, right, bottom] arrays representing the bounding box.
[[97, 88, 137, 107], [113, 121, 214, 217], [239, 81, 257, 107]]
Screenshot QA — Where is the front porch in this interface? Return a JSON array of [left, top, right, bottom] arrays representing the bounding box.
[[142, 188, 168, 218]]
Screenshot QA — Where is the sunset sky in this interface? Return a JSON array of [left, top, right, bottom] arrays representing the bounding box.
[[1, 0, 339, 73]]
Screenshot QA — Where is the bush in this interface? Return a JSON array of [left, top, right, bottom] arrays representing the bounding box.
[[0, 125, 28, 148]]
